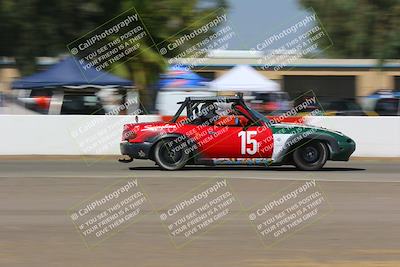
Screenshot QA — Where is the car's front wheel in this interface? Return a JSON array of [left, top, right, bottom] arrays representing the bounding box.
[[292, 141, 328, 171], [153, 138, 189, 170]]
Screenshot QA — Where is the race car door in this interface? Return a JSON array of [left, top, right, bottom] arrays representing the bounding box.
[[196, 112, 274, 159]]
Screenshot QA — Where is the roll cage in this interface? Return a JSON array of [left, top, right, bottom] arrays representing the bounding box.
[[170, 95, 271, 127]]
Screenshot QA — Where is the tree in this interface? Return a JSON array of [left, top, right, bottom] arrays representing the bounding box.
[[299, 0, 400, 61], [0, 0, 123, 75], [0, 0, 228, 110], [117, 0, 228, 111]]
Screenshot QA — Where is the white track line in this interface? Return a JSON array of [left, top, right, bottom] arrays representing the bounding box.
[[1, 175, 400, 183]]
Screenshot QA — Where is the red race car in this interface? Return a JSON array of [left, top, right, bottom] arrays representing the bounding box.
[[119, 95, 355, 170]]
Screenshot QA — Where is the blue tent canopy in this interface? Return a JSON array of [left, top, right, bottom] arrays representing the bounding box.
[[159, 65, 207, 89], [12, 56, 133, 89]]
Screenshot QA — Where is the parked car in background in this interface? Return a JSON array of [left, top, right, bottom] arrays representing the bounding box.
[[322, 99, 373, 116], [17, 89, 106, 115], [292, 95, 322, 115], [60, 92, 105, 115], [17, 89, 51, 114], [374, 98, 400, 116], [361, 89, 400, 115], [0, 92, 4, 107], [248, 91, 292, 115]]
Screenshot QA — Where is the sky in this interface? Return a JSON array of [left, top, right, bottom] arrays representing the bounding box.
[[224, 0, 314, 50]]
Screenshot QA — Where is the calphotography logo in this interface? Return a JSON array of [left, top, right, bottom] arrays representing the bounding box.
[[158, 178, 242, 248], [4, 1, 399, 266], [158, 8, 237, 71], [247, 180, 332, 248], [250, 7, 332, 71], [67, 7, 154, 81], [68, 178, 152, 247], [68, 97, 144, 165]]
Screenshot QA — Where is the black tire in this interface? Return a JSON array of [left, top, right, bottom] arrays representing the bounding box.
[[292, 141, 328, 171], [153, 138, 189, 170]]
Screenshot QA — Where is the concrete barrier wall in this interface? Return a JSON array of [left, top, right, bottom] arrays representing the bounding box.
[[305, 116, 400, 157], [0, 115, 399, 157], [0, 115, 160, 155]]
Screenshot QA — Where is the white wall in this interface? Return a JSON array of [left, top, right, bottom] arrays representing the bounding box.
[[0, 115, 399, 157], [0, 115, 160, 155], [305, 116, 400, 157]]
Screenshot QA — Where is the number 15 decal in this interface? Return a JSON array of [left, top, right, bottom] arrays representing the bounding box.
[[238, 131, 258, 155]]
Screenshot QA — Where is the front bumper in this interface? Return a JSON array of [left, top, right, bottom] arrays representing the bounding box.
[[120, 141, 152, 159], [331, 139, 356, 161]]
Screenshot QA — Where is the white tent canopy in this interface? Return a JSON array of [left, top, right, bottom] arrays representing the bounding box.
[[208, 65, 280, 92]]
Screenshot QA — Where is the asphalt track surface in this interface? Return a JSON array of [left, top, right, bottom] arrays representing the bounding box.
[[0, 157, 400, 267]]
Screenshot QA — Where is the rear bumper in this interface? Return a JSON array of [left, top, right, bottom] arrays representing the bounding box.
[[120, 141, 152, 159]]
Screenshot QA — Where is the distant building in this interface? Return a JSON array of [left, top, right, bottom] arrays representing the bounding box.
[[2, 52, 400, 99], [174, 50, 400, 99]]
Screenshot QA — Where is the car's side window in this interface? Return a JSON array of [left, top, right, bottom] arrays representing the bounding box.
[[183, 101, 260, 127], [185, 102, 217, 126]]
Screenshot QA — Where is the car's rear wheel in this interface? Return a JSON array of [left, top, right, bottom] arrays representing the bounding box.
[[153, 138, 189, 170], [292, 141, 328, 170]]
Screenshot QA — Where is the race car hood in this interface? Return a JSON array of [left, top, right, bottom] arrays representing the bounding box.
[[270, 123, 352, 145], [272, 123, 344, 136]]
